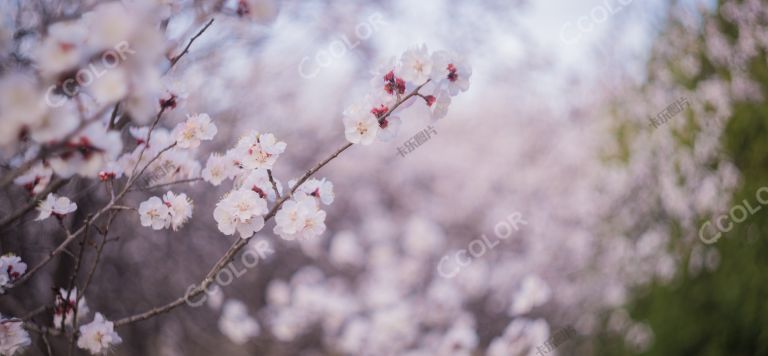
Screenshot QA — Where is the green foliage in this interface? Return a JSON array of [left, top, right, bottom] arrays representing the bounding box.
[[600, 1, 768, 355]]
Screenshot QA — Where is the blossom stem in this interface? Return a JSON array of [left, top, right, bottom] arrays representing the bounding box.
[[132, 177, 203, 192], [166, 18, 215, 72], [10, 142, 177, 291], [111, 141, 354, 327], [109, 81, 431, 328], [0, 179, 69, 231], [267, 169, 281, 199]]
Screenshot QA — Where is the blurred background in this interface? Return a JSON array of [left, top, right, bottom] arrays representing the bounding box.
[[1, 0, 768, 355]]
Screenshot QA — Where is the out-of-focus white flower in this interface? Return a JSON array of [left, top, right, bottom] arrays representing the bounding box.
[[172, 113, 217, 149], [343, 104, 379, 145], [510, 275, 551, 316], [238, 169, 283, 202], [431, 50, 472, 95], [370, 57, 403, 101], [53, 288, 89, 328], [98, 161, 124, 181], [0, 255, 27, 288], [206, 285, 224, 310], [237, 0, 279, 24], [267, 280, 292, 306], [160, 78, 189, 110], [0, 315, 31, 356], [329, 231, 364, 267], [0, 74, 48, 146], [29, 102, 79, 144], [89, 68, 129, 106], [289, 178, 334, 205], [218, 299, 260, 344], [14, 164, 53, 195], [213, 189, 268, 238], [202, 153, 236, 186], [36, 193, 78, 221], [77, 313, 122, 355], [122, 69, 164, 124], [162, 191, 193, 231], [138, 196, 170, 230], [403, 217, 444, 257], [269, 309, 308, 342], [487, 318, 550, 356], [368, 304, 418, 352], [377, 115, 401, 142], [338, 317, 370, 354], [400, 44, 433, 84], [34, 21, 88, 77], [625, 322, 654, 353], [128, 126, 150, 145], [232, 132, 286, 170], [85, 2, 138, 50], [273, 193, 326, 241], [49, 122, 123, 178], [438, 320, 478, 356], [428, 89, 451, 120]]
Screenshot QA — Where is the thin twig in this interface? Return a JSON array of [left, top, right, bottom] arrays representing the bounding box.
[[79, 210, 118, 302], [63, 216, 91, 354], [167, 18, 215, 72], [267, 170, 281, 200], [111, 84, 427, 327], [8, 142, 177, 291], [134, 177, 203, 192], [0, 179, 69, 231], [41, 332, 53, 356], [21, 305, 48, 321], [0, 106, 109, 189]]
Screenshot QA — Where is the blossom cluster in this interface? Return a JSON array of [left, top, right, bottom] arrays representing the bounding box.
[[0, 255, 27, 292], [53, 287, 89, 329], [202, 129, 334, 242], [342, 44, 471, 145], [138, 192, 194, 231], [0, 1, 216, 352]]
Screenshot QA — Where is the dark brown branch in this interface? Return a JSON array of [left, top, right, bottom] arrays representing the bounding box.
[[110, 83, 428, 327], [267, 170, 281, 200], [167, 18, 215, 71], [0, 179, 69, 231]]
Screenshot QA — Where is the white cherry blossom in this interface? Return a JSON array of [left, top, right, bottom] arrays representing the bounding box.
[[0, 255, 27, 288], [290, 178, 334, 205], [77, 313, 122, 355], [0, 316, 30, 356], [53, 287, 89, 328], [399, 44, 433, 84], [510, 275, 551, 316], [202, 153, 236, 186], [163, 191, 193, 231], [218, 299, 260, 344], [14, 163, 52, 195], [273, 193, 327, 241], [36, 193, 78, 221], [238, 169, 283, 202], [232, 132, 286, 169], [343, 104, 379, 145], [172, 113, 218, 149], [213, 189, 268, 238], [138, 196, 170, 230], [431, 50, 472, 95]]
